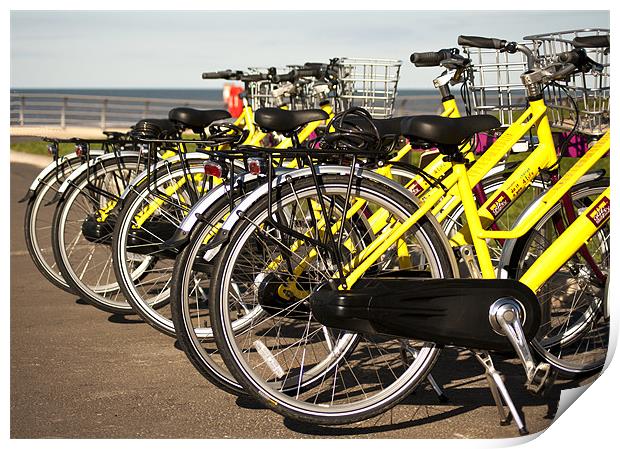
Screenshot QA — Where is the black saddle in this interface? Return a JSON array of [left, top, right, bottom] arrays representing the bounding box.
[[401, 115, 500, 147], [255, 108, 329, 133], [168, 108, 231, 132], [132, 118, 179, 139]]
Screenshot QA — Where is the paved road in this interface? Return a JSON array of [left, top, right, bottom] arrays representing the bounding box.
[[10, 160, 589, 439]]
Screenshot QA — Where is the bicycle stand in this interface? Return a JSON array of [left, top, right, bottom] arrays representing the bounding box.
[[473, 350, 528, 435], [400, 342, 449, 403], [477, 297, 557, 435]]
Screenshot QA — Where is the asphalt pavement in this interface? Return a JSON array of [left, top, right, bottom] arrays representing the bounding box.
[[10, 160, 589, 439]]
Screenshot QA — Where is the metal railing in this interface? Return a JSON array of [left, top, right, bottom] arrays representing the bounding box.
[[10, 92, 225, 130], [10, 92, 444, 133]]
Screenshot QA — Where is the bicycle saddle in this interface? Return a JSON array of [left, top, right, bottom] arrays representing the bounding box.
[[131, 118, 178, 138], [168, 108, 231, 131], [401, 115, 500, 146], [255, 108, 329, 133]]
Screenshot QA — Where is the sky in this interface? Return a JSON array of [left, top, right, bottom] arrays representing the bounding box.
[[10, 10, 610, 89]]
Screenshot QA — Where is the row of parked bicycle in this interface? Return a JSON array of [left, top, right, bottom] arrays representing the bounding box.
[[22, 28, 609, 435]]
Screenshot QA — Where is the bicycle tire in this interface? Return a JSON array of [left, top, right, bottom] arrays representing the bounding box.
[[209, 173, 455, 424]]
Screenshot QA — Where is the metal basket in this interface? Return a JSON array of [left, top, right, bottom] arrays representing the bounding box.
[[461, 45, 531, 127], [335, 58, 402, 119], [244, 67, 287, 110], [525, 28, 610, 136], [245, 66, 325, 111]]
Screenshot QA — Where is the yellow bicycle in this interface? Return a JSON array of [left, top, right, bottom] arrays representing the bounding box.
[[204, 34, 609, 430]]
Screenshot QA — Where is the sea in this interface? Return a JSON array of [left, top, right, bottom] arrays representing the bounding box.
[[10, 88, 436, 102]]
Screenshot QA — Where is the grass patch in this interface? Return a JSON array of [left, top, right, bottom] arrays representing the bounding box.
[[11, 140, 79, 157]]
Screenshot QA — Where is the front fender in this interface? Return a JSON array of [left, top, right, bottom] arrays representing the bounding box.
[[21, 150, 105, 202], [50, 150, 141, 204]]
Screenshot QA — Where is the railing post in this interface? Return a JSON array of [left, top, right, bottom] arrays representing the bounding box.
[[101, 99, 108, 129], [19, 96, 25, 126], [61, 97, 67, 129], [143, 101, 150, 118]]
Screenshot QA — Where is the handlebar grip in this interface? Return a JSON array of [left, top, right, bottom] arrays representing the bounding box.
[[573, 35, 610, 49], [303, 62, 327, 69], [410, 51, 450, 67], [202, 70, 235, 80], [272, 67, 323, 83], [295, 67, 324, 78], [458, 35, 507, 49]]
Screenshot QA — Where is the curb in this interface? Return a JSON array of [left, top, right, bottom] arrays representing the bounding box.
[[10, 151, 53, 169]]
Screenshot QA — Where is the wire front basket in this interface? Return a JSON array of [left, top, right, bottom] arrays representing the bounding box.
[[335, 58, 402, 119], [244, 67, 298, 110], [245, 67, 332, 111], [525, 28, 610, 136], [461, 45, 530, 127]]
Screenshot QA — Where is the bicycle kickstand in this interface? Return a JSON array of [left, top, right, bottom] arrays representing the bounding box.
[[473, 350, 528, 436], [400, 342, 448, 403]]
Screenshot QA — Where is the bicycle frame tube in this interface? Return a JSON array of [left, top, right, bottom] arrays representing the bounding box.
[[452, 131, 609, 280], [441, 99, 558, 244], [474, 131, 609, 240], [342, 100, 554, 288], [519, 186, 610, 292]]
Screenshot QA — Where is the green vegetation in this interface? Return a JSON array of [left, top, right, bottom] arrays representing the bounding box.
[[11, 139, 78, 157]]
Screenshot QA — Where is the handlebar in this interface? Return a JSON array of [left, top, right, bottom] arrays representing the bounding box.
[[201, 70, 242, 80], [551, 63, 578, 81], [573, 35, 610, 49], [458, 35, 537, 70], [522, 47, 604, 89], [201, 69, 274, 83], [410, 49, 455, 67], [203, 64, 332, 84], [557, 48, 604, 74], [274, 67, 325, 82], [457, 35, 507, 50]]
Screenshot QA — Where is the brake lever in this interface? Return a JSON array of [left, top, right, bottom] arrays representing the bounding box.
[[439, 57, 471, 70], [500, 41, 519, 54], [586, 56, 604, 74]]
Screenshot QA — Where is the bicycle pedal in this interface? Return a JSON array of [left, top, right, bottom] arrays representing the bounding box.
[[525, 362, 553, 395]]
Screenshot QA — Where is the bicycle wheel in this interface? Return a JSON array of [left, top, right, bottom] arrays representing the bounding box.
[[51, 154, 146, 313], [209, 173, 455, 424], [24, 155, 85, 292], [171, 167, 522, 396], [112, 158, 230, 335], [170, 168, 426, 394], [507, 179, 610, 376], [170, 190, 257, 395]]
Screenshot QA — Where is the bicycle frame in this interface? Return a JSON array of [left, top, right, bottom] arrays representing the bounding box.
[[344, 127, 609, 293], [266, 97, 557, 296], [263, 93, 607, 303]]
